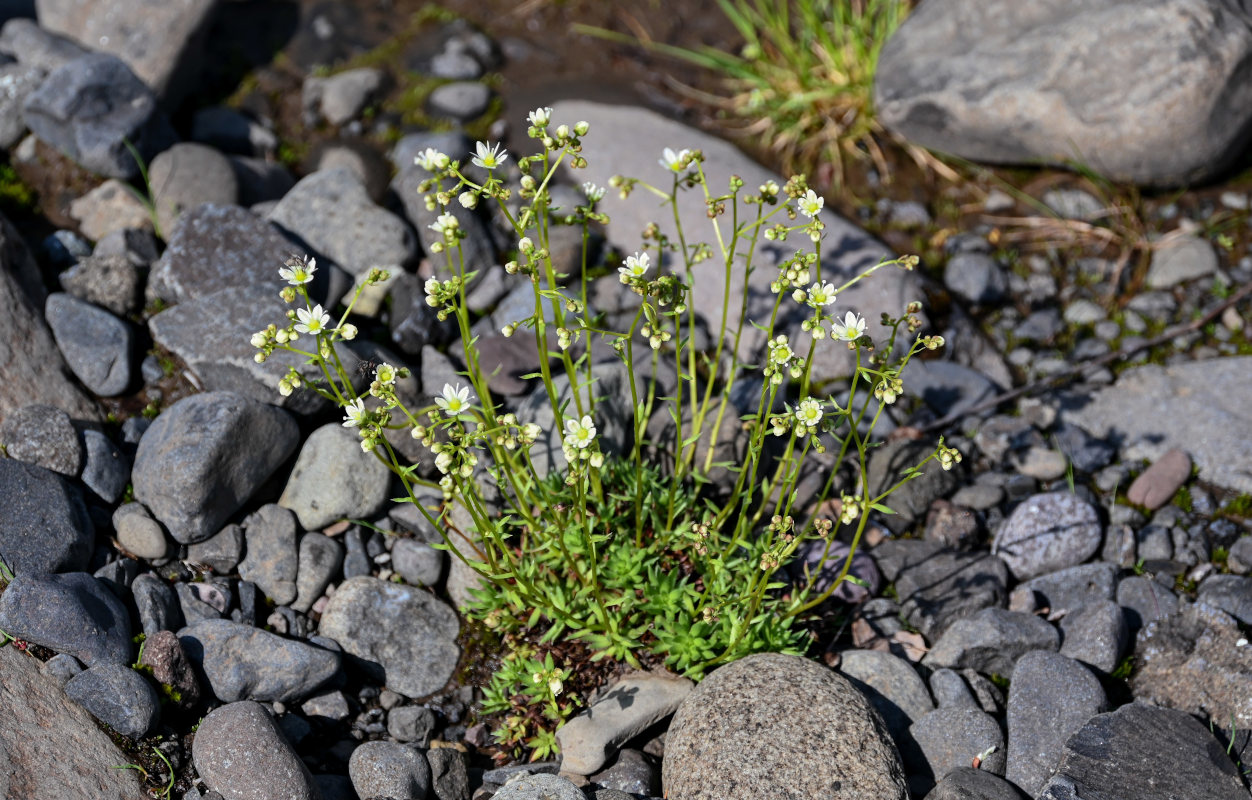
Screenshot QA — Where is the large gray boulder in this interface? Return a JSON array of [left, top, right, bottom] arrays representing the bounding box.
[[875, 0, 1252, 186]]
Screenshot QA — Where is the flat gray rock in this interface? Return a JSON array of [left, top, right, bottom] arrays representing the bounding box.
[[238, 504, 299, 607], [663, 653, 908, 799], [0, 403, 83, 476], [278, 423, 392, 531], [923, 608, 1059, 678], [924, 768, 1028, 800], [873, 539, 1009, 641], [492, 774, 584, 800], [551, 100, 922, 388], [318, 576, 460, 699], [556, 671, 693, 775], [875, 0, 1252, 187], [178, 619, 340, 703], [44, 292, 133, 396], [132, 391, 299, 544], [64, 663, 160, 739], [1063, 358, 1252, 493], [1037, 703, 1247, 800], [293, 532, 343, 613], [0, 572, 131, 666], [80, 428, 130, 503], [193, 701, 320, 800], [0, 18, 89, 73], [992, 492, 1102, 581]]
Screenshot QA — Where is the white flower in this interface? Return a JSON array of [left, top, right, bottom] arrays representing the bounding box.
[[458, 191, 478, 209], [582, 182, 605, 202], [527, 106, 552, 127], [435, 383, 473, 418], [295, 304, 331, 335], [338, 323, 358, 340], [342, 397, 367, 428], [279, 257, 317, 286], [429, 213, 459, 239], [768, 335, 794, 367], [471, 141, 508, 170], [806, 281, 836, 308], [415, 147, 448, 171], [798, 189, 824, 219], [659, 147, 691, 172], [374, 363, 397, 386], [618, 252, 650, 281], [831, 311, 866, 341], [564, 415, 597, 449], [796, 398, 823, 427]]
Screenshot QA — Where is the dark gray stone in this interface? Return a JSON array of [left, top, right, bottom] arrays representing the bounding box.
[[191, 106, 278, 156], [292, 532, 343, 613], [391, 538, 443, 587], [348, 740, 431, 800], [44, 292, 133, 396], [1006, 651, 1107, 797], [278, 423, 392, 531], [193, 701, 320, 800], [132, 391, 299, 544], [872, 539, 1008, 641], [662, 653, 908, 799], [58, 253, 143, 317], [0, 571, 131, 666], [0, 459, 93, 575], [22, 53, 175, 179], [837, 649, 934, 741], [903, 359, 1001, 421], [867, 438, 963, 533], [131, 572, 183, 635], [1197, 574, 1252, 625], [944, 252, 1007, 306], [186, 524, 244, 575], [923, 768, 1028, 800], [427, 747, 470, 800], [229, 155, 295, 205], [41, 652, 84, 686], [928, 669, 977, 709], [1058, 599, 1129, 675], [175, 581, 224, 625], [238, 504, 299, 607], [1116, 574, 1179, 633], [992, 492, 1102, 581], [910, 706, 1006, 793], [64, 663, 159, 738], [179, 619, 340, 704], [1021, 562, 1117, 616], [923, 608, 1059, 677], [387, 705, 435, 746], [427, 81, 491, 120], [0, 403, 82, 476], [79, 428, 129, 503], [1037, 703, 1247, 800], [589, 749, 659, 797]]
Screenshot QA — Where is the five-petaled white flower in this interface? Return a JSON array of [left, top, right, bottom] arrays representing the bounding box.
[[527, 107, 552, 127], [374, 363, 397, 386], [796, 398, 823, 427], [768, 335, 794, 366], [279, 257, 317, 286], [429, 213, 459, 238], [471, 141, 509, 170], [295, 304, 331, 335], [342, 397, 367, 428], [831, 310, 866, 341], [807, 281, 836, 308], [619, 252, 650, 280], [798, 189, 824, 219], [435, 383, 473, 418], [659, 147, 691, 173], [582, 182, 605, 202], [415, 147, 448, 171], [564, 415, 597, 449]]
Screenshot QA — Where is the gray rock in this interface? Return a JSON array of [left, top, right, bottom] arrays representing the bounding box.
[[58, 253, 143, 317], [1042, 189, 1105, 221], [238, 504, 299, 606], [193, 701, 320, 800], [1116, 574, 1179, 633], [41, 652, 84, 686], [179, 619, 340, 704], [903, 360, 1001, 421], [837, 649, 934, 741], [132, 391, 299, 544], [279, 423, 392, 531], [64, 663, 159, 738], [551, 100, 920, 387], [928, 668, 977, 709], [191, 106, 278, 156], [589, 749, 659, 797], [1020, 562, 1117, 616], [22, 53, 175, 179], [1146, 234, 1218, 289], [318, 576, 460, 699], [0, 459, 93, 575], [923, 608, 1059, 677], [391, 538, 444, 587], [662, 653, 908, 799], [0, 644, 148, 800], [80, 428, 129, 503], [1006, 651, 1107, 797], [0, 18, 88, 72], [0, 572, 131, 666], [427, 80, 491, 120], [229, 155, 296, 206], [430, 50, 481, 81], [867, 438, 963, 533], [910, 706, 1006, 792], [293, 532, 343, 613], [1058, 599, 1129, 674], [268, 167, 417, 277], [872, 540, 1008, 641], [0, 403, 82, 476], [68, 179, 154, 242], [131, 572, 183, 635], [175, 580, 226, 624], [307, 67, 384, 126], [1011, 446, 1068, 481], [1197, 574, 1252, 625], [1063, 358, 1252, 494], [1227, 535, 1252, 574], [387, 705, 436, 746], [492, 774, 584, 800], [875, 0, 1252, 186], [427, 747, 470, 800], [44, 292, 133, 396], [1014, 309, 1063, 344], [0, 62, 43, 149], [1036, 702, 1249, 800], [36, 0, 216, 103], [924, 768, 1029, 800], [148, 143, 240, 236], [138, 628, 201, 711], [186, 523, 244, 575], [301, 689, 349, 722], [944, 252, 1007, 306], [113, 502, 171, 561], [992, 492, 1102, 580], [348, 740, 432, 800], [557, 671, 693, 775]]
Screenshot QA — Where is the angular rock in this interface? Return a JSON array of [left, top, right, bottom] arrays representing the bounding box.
[[79, 428, 130, 502], [0, 459, 93, 575], [875, 0, 1252, 187], [588, 749, 659, 797], [662, 653, 908, 799], [0, 571, 131, 666], [148, 143, 239, 236], [68, 179, 154, 242], [867, 438, 963, 533], [1058, 599, 1129, 674], [910, 706, 1006, 792], [873, 539, 1009, 641], [59, 253, 144, 316], [924, 768, 1029, 800], [923, 608, 1059, 678], [992, 492, 1102, 581], [0, 18, 89, 72], [1116, 574, 1179, 633], [131, 572, 183, 635], [193, 701, 321, 800], [278, 423, 392, 531], [192, 106, 277, 156], [904, 359, 1001, 420], [1006, 650, 1107, 796], [238, 504, 299, 606], [44, 292, 133, 396], [178, 619, 340, 704], [427, 747, 471, 800], [348, 740, 432, 800], [138, 628, 201, 710], [229, 155, 295, 205], [1020, 562, 1117, 616], [1198, 574, 1252, 625], [837, 649, 934, 741], [293, 532, 343, 613], [492, 774, 584, 800], [64, 663, 160, 738], [1146, 234, 1218, 289], [0, 402, 82, 476], [318, 576, 459, 699], [186, 523, 244, 575], [556, 671, 693, 775], [132, 391, 299, 544], [387, 705, 436, 746], [0, 62, 43, 149], [22, 53, 175, 179]]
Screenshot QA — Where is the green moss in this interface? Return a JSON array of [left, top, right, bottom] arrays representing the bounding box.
[[0, 164, 37, 214], [1109, 655, 1134, 680], [1219, 492, 1252, 520], [1172, 486, 1193, 513]]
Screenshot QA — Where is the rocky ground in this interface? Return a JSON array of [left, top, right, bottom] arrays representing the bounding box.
[[1, 1, 1252, 800]]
